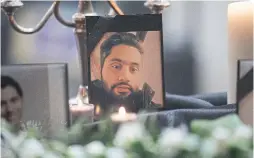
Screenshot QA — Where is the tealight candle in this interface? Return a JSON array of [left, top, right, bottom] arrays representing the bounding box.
[[110, 106, 137, 123]]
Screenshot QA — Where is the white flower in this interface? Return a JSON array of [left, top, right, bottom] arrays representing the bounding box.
[[67, 145, 87, 158], [233, 125, 252, 140], [212, 126, 231, 141], [157, 127, 188, 157], [211, 126, 231, 153], [182, 134, 200, 151], [105, 147, 127, 158], [114, 121, 152, 149], [200, 138, 219, 158], [158, 127, 187, 148], [19, 138, 45, 158], [228, 125, 253, 149], [85, 141, 105, 157]]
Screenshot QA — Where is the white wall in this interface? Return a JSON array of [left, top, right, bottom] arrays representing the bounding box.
[[194, 1, 230, 93], [163, 1, 232, 94]]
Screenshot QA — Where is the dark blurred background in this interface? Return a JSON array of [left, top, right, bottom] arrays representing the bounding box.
[[1, 1, 231, 98]]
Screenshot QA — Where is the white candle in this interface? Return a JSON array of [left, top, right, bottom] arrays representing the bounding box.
[[69, 98, 94, 124], [111, 107, 137, 123], [227, 1, 253, 104]]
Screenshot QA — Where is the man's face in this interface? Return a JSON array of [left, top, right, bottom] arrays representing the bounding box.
[[102, 44, 142, 98], [1, 86, 22, 125]]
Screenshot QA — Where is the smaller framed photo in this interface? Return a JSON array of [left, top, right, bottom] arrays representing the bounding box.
[[1, 63, 70, 136], [236, 59, 253, 126], [86, 14, 165, 117]]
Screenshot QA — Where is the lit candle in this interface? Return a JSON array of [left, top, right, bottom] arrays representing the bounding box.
[[227, 1, 253, 104], [110, 106, 137, 123], [69, 97, 94, 124]]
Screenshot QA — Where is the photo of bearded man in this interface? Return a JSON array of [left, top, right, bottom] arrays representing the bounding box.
[[89, 31, 164, 115]]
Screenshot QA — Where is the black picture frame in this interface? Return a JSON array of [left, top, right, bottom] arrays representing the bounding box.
[[1, 63, 70, 135], [86, 14, 165, 116], [236, 59, 253, 125]]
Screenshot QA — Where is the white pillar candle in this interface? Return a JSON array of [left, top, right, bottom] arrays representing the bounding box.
[[227, 1, 253, 104], [69, 98, 94, 124]]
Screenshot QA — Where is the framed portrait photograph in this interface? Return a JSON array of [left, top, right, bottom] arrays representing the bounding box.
[[86, 14, 165, 117], [236, 59, 253, 126], [1, 63, 70, 136]]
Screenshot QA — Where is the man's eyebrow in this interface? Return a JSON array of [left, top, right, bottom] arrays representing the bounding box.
[[110, 58, 140, 66], [110, 58, 122, 63]]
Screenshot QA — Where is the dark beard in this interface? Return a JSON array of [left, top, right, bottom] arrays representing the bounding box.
[[103, 81, 133, 101], [103, 85, 142, 112], [91, 80, 143, 113], [107, 86, 137, 103], [109, 82, 134, 97]]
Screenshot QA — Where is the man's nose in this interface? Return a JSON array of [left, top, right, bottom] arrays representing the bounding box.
[[118, 67, 130, 82]]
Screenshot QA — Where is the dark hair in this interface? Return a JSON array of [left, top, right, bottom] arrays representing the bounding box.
[[1, 76, 23, 97], [100, 32, 144, 67]]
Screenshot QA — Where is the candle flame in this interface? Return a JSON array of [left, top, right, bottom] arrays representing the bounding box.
[[95, 105, 101, 115], [119, 106, 126, 115]]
